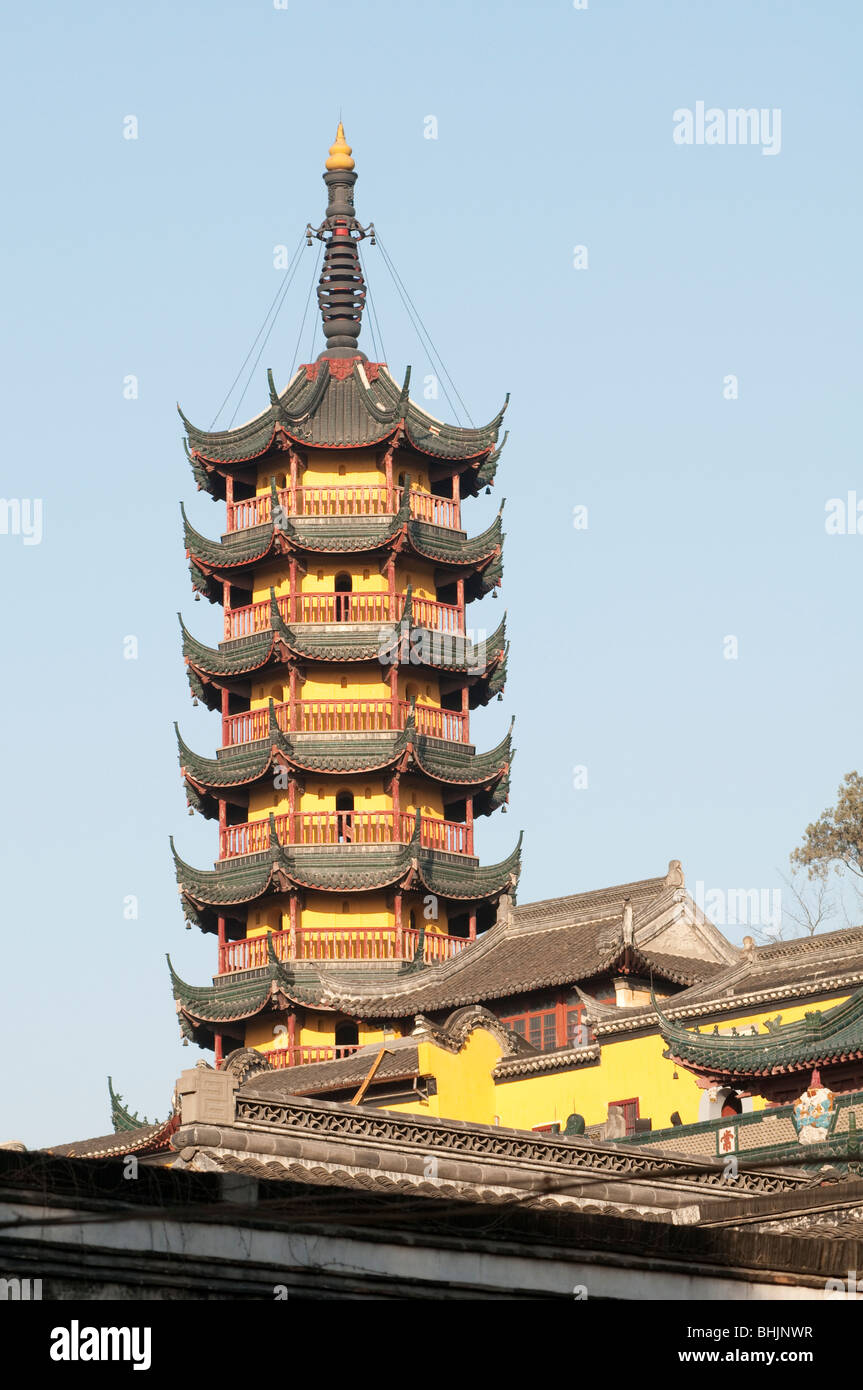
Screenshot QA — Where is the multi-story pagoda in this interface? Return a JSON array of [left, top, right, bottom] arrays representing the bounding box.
[[171, 125, 521, 1067]]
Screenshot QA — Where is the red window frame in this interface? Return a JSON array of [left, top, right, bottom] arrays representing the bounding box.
[[609, 1097, 640, 1136], [501, 1008, 558, 1052]]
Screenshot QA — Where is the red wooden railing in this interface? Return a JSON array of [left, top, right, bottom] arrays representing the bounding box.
[[226, 485, 461, 533], [218, 925, 469, 974], [221, 699, 468, 748], [266, 1045, 361, 1069], [219, 810, 473, 859], [224, 590, 462, 639]]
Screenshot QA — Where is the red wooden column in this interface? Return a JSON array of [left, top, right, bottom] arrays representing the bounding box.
[[289, 895, 298, 958], [392, 772, 401, 840], [218, 799, 227, 858], [222, 581, 231, 640], [221, 688, 230, 747], [289, 558, 298, 622], [456, 576, 465, 633], [288, 776, 297, 843], [469, 908, 477, 941], [289, 449, 298, 514], [225, 474, 234, 532], [384, 446, 394, 508], [288, 667, 297, 731], [389, 664, 399, 729], [461, 684, 470, 742], [217, 915, 226, 974], [387, 554, 396, 614], [452, 470, 461, 528], [394, 890, 403, 958], [214, 1030, 223, 1066], [287, 1010, 297, 1066], [554, 994, 569, 1049], [465, 794, 474, 855]]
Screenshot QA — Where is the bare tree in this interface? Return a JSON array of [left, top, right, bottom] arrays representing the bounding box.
[[775, 868, 835, 937]]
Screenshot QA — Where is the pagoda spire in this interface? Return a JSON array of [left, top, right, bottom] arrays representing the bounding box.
[[306, 121, 375, 360]]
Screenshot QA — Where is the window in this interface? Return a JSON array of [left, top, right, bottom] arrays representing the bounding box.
[[609, 1098, 640, 1136], [335, 790, 354, 842], [502, 1009, 557, 1052], [334, 571, 352, 621], [335, 1021, 359, 1053], [566, 1003, 592, 1047]]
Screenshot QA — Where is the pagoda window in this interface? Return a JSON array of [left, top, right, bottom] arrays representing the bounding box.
[[334, 571, 352, 621], [335, 790, 355, 842], [335, 1021, 359, 1054]]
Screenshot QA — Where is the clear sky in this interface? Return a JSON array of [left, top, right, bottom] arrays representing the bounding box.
[[1, 0, 860, 1145]]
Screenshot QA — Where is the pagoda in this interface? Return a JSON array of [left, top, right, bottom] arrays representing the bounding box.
[[170, 124, 521, 1068]]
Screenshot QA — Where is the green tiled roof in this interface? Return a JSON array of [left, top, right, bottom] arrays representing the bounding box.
[[181, 604, 508, 711], [181, 364, 507, 470], [176, 711, 513, 803], [108, 1077, 156, 1132], [168, 953, 304, 1023], [183, 497, 503, 588], [172, 815, 522, 928], [659, 984, 863, 1080]]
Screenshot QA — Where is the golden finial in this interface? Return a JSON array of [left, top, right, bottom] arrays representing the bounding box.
[[325, 121, 355, 172]]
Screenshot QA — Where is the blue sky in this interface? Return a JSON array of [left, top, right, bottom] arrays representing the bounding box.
[[1, 0, 860, 1144]]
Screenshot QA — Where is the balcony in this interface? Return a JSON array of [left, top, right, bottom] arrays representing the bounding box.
[[224, 591, 463, 640], [266, 1044, 360, 1069], [226, 484, 461, 534], [218, 924, 469, 974], [219, 809, 473, 860], [221, 698, 469, 748]]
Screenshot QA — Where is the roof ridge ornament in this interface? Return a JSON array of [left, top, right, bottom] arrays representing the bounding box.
[[305, 123, 375, 361]]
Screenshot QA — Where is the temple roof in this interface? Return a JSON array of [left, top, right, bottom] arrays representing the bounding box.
[[246, 1038, 423, 1098], [169, 955, 306, 1029], [299, 874, 723, 1019], [182, 497, 504, 598], [658, 984, 863, 1082], [176, 711, 513, 814], [180, 362, 508, 471], [172, 818, 523, 928], [173, 866, 723, 1022], [181, 603, 508, 706], [594, 925, 863, 1039], [108, 1077, 156, 1132], [47, 1115, 177, 1161]]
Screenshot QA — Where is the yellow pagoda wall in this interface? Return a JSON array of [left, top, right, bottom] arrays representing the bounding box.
[[246, 779, 446, 822], [241, 889, 451, 940], [255, 447, 433, 495]]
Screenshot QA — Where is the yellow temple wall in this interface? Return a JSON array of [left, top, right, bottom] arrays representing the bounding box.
[[336, 990, 856, 1132]]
